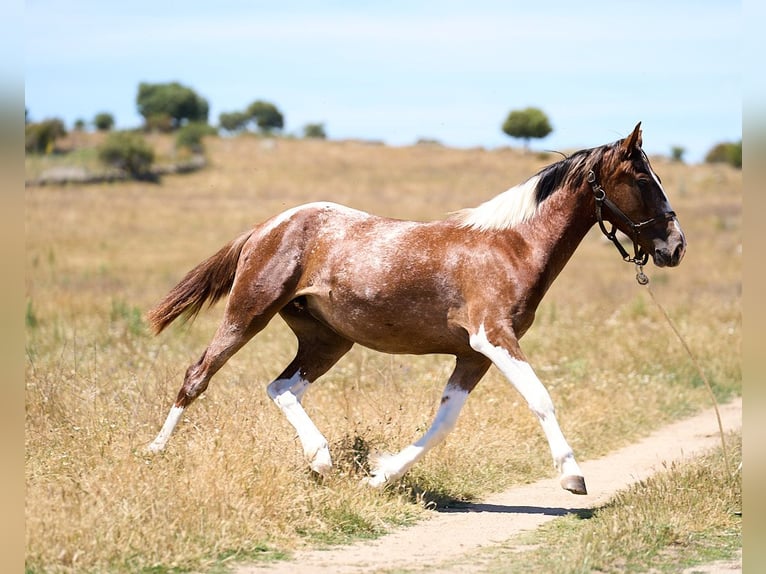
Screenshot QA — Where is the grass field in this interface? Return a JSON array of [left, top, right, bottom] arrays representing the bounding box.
[[25, 133, 741, 572]]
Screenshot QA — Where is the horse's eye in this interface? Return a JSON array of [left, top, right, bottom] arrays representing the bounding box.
[[636, 179, 649, 191]]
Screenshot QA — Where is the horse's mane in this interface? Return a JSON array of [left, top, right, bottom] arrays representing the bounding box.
[[451, 144, 613, 231]]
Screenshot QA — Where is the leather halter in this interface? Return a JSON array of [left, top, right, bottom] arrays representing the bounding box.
[[587, 170, 676, 268]]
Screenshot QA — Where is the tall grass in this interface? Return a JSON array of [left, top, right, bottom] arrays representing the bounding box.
[[25, 135, 741, 572]]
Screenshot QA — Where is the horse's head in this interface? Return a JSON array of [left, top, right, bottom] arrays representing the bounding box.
[[595, 123, 686, 268]]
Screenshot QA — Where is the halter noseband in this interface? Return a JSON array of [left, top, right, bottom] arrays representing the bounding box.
[[587, 170, 676, 280]]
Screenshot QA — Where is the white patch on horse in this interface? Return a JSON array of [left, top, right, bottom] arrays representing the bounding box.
[[260, 202, 367, 239], [468, 324, 583, 481], [267, 372, 332, 474], [649, 166, 665, 192], [365, 384, 469, 487], [148, 405, 185, 452], [641, 150, 669, 197], [452, 175, 541, 231]]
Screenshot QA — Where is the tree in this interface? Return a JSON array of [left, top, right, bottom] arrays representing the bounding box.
[[246, 100, 284, 133], [136, 82, 210, 130], [94, 112, 115, 131], [705, 140, 741, 169], [25, 118, 67, 154], [501, 107, 553, 150], [98, 131, 155, 178], [670, 146, 685, 163], [218, 111, 250, 134], [303, 122, 327, 139], [176, 122, 217, 154]]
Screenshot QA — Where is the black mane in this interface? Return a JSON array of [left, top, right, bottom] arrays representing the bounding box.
[[533, 143, 616, 205]]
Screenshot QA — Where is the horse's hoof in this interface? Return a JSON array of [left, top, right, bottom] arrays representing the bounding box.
[[308, 445, 333, 476], [561, 475, 587, 495], [361, 475, 383, 488]]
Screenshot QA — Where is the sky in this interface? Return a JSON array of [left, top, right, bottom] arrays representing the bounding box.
[[24, 1, 741, 163]]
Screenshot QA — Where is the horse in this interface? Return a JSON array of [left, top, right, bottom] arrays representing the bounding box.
[[146, 123, 686, 495]]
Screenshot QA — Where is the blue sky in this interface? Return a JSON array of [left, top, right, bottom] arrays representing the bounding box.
[[25, 0, 740, 162]]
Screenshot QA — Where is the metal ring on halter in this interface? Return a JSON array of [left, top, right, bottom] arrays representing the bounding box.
[[635, 265, 649, 285]]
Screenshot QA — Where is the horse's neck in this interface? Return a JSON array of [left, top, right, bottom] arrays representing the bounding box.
[[516, 182, 596, 294]]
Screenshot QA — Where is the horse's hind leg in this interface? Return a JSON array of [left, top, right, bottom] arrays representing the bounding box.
[[365, 354, 490, 487], [149, 275, 297, 453], [266, 301, 353, 475], [148, 320, 254, 452]]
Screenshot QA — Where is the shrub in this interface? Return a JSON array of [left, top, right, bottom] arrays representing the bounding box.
[[705, 141, 741, 169], [25, 118, 67, 154], [176, 122, 217, 153], [97, 131, 155, 178], [670, 146, 685, 163]]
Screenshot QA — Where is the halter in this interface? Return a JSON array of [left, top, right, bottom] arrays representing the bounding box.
[[587, 170, 676, 284]]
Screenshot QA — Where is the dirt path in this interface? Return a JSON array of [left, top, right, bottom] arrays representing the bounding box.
[[236, 398, 742, 574]]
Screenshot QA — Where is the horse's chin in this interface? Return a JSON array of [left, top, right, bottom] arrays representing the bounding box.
[[651, 246, 684, 268]]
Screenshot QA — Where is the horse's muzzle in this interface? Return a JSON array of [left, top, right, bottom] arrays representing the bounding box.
[[651, 220, 686, 267]]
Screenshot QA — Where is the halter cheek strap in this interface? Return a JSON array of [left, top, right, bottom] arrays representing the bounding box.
[[586, 170, 676, 270]]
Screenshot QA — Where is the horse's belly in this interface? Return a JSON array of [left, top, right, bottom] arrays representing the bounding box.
[[303, 293, 467, 355]]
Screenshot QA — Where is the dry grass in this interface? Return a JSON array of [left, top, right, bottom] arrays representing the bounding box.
[[442, 432, 742, 574], [25, 135, 741, 572]]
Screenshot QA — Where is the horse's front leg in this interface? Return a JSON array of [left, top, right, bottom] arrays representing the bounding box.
[[364, 355, 491, 487], [469, 322, 587, 495]]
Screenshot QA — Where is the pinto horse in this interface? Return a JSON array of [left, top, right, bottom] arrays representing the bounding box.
[[147, 123, 686, 495]]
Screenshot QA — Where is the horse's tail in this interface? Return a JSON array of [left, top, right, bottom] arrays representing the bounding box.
[[147, 230, 254, 335]]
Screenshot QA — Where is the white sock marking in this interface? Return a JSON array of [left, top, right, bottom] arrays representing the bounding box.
[[366, 384, 469, 487], [268, 373, 332, 474], [148, 405, 185, 453], [469, 324, 582, 478]]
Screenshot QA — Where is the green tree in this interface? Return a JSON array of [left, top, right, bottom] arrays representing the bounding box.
[[246, 100, 284, 133], [136, 82, 210, 130], [98, 131, 155, 178], [303, 122, 327, 139], [25, 118, 67, 154], [670, 146, 685, 163], [501, 107, 553, 150], [218, 111, 250, 133], [176, 122, 217, 154], [94, 112, 115, 131], [705, 140, 741, 169]]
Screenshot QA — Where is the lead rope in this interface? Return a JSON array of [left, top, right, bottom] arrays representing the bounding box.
[[636, 267, 731, 474]]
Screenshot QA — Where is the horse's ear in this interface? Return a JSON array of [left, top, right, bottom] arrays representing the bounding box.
[[622, 122, 643, 156]]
